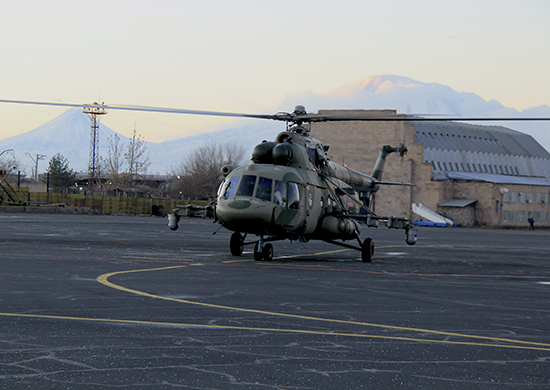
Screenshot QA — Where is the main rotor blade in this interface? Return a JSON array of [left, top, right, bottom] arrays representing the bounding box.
[[2, 98, 550, 123], [0, 99, 291, 121], [298, 114, 550, 122]]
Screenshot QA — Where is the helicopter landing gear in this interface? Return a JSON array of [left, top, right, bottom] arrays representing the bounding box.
[[254, 239, 273, 261], [230, 232, 244, 256], [361, 237, 374, 263]]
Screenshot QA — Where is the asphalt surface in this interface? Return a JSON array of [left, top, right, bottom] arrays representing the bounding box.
[[0, 212, 549, 389]]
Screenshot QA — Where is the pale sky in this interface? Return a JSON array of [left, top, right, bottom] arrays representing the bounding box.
[[1, 0, 549, 142]]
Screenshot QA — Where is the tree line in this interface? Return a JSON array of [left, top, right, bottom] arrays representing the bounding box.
[[2, 129, 246, 200]]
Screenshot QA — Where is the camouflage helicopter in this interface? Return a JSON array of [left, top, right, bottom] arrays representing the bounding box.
[[168, 105, 417, 262]]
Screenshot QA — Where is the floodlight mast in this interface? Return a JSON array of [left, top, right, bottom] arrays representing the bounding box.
[[83, 103, 107, 187]]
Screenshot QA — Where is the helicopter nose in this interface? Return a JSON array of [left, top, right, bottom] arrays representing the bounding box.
[[216, 198, 274, 233]]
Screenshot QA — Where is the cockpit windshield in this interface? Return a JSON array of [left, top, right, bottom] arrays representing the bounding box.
[[223, 176, 240, 198], [222, 175, 299, 210], [256, 177, 273, 201], [236, 175, 256, 197]]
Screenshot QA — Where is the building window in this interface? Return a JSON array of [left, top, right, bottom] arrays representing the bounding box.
[[503, 192, 509, 203], [519, 211, 525, 222], [528, 193, 534, 203], [503, 211, 509, 222], [511, 192, 518, 203], [495, 200, 499, 213], [510, 212, 515, 222], [520, 193, 526, 203], [536, 193, 542, 204]]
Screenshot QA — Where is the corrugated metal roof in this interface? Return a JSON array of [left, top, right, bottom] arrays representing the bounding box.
[[412, 121, 550, 158], [413, 120, 550, 180], [438, 198, 477, 208], [443, 171, 550, 186]]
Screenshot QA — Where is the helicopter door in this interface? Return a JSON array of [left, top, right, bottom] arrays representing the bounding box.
[[274, 181, 304, 230], [303, 185, 321, 235]]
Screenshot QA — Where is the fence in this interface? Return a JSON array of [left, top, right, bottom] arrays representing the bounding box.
[[9, 191, 208, 216]]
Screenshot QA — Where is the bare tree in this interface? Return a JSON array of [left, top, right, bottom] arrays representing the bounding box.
[[101, 133, 133, 191], [125, 127, 150, 176], [102, 134, 122, 178], [0, 153, 23, 175], [171, 141, 245, 200]]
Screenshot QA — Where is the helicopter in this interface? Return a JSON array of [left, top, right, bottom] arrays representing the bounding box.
[[168, 105, 417, 262], [2, 99, 549, 262]]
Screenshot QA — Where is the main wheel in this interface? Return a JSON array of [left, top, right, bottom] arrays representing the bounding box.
[[263, 243, 273, 261], [361, 237, 374, 262], [230, 232, 244, 256]]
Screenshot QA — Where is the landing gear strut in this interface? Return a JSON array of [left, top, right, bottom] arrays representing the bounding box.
[[254, 238, 273, 261]]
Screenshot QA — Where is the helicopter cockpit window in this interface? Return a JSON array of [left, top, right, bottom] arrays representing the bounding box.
[[236, 175, 256, 197], [288, 182, 300, 210], [273, 180, 287, 207], [223, 176, 241, 198], [255, 177, 273, 201]]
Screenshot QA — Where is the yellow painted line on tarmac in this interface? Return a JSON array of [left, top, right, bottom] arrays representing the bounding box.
[[121, 256, 193, 262], [1, 311, 550, 352], [223, 258, 254, 263], [95, 265, 550, 351]]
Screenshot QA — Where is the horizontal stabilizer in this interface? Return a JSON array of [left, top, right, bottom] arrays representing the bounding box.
[[374, 181, 414, 186]]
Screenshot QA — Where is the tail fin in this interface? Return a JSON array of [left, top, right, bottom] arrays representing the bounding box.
[[371, 144, 407, 181]]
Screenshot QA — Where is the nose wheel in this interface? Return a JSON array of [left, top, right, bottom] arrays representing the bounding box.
[[254, 241, 273, 261]]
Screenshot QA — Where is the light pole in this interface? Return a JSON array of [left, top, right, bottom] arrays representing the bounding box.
[[26, 153, 46, 181], [0, 149, 13, 157]]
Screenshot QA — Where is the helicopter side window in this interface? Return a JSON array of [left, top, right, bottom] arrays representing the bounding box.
[[288, 182, 300, 210], [255, 177, 273, 201], [223, 176, 241, 198], [273, 180, 287, 207], [217, 179, 227, 197], [236, 175, 256, 197]]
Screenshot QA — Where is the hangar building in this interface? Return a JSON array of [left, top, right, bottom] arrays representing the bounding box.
[[311, 109, 550, 228]]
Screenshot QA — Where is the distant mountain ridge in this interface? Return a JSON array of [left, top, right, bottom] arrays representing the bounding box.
[[1, 75, 549, 175]]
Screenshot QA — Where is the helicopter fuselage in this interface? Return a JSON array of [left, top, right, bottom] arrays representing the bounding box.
[[215, 129, 366, 242]]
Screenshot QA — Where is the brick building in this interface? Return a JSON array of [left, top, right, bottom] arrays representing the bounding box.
[[311, 109, 550, 228]]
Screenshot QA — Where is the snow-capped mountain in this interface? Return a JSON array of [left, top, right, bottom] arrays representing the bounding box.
[[1, 75, 549, 175], [0, 108, 280, 175], [282, 75, 550, 151]]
